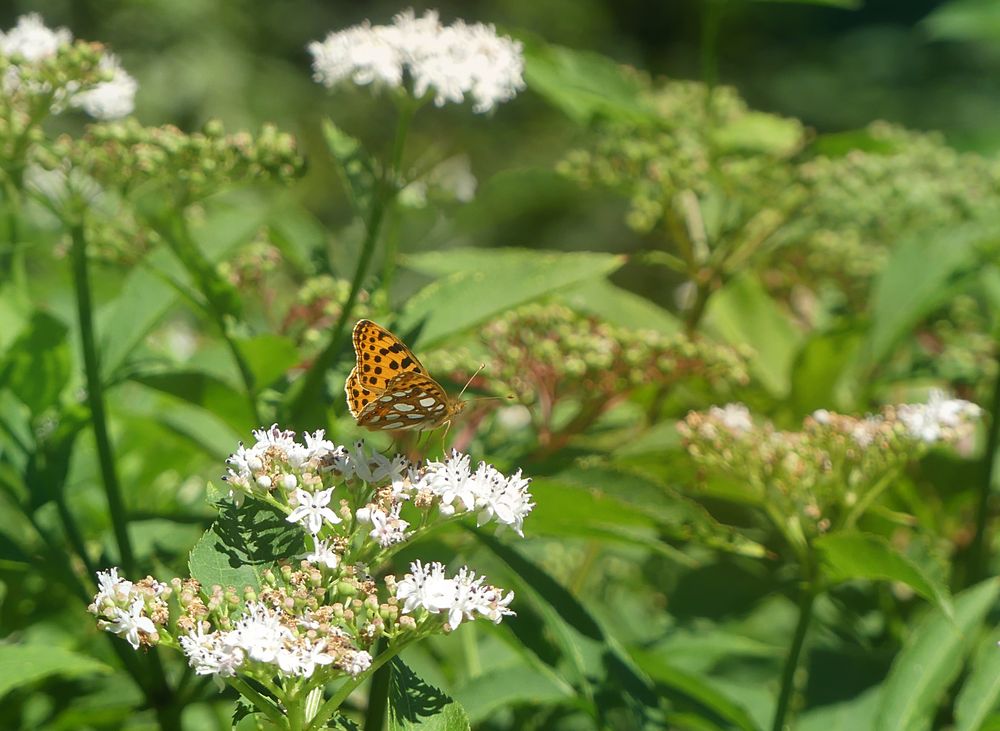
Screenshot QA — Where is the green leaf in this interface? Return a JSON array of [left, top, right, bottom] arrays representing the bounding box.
[[388, 658, 471, 731], [631, 650, 762, 731], [875, 579, 1000, 731], [799, 687, 882, 731], [789, 330, 862, 415], [100, 201, 267, 379], [703, 273, 801, 396], [398, 248, 624, 346], [130, 369, 256, 437], [745, 0, 861, 7], [454, 666, 571, 723], [0, 644, 110, 699], [235, 334, 300, 391], [924, 0, 1000, 43], [522, 40, 654, 125], [710, 112, 805, 157], [556, 278, 681, 335], [322, 118, 377, 217], [188, 500, 302, 592], [862, 223, 998, 372], [0, 311, 70, 415], [955, 626, 1000, 731], [815, 532, 952, 617]]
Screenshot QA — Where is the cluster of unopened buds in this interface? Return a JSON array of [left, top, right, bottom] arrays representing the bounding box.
[[679, 391, 982, 534], [90, 426, 531, 692]]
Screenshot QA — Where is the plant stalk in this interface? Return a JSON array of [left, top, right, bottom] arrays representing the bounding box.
[[363, 638, 391, 731], [968, 354, 1000, 584], [69, 219, 136, 576], [771, 582, 816, 731]]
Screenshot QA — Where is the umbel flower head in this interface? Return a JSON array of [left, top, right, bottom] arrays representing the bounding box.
[[91, 427, 527, 701], [678, 391, 982, 538], [309, 8, 525, 113], [0, 13, 137, 120]]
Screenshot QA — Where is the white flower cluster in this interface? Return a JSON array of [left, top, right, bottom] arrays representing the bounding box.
[[708, 403, 753, 434], [0, 13, 137, 119], [897, 389, 981, 444], [396, 561, 514, 629], [89, 568, 167, 649], [179, 602, 371, 680], [309, 9, 525, 113], [399, 451, 535, 536]]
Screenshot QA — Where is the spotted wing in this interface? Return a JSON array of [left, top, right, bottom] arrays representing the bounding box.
[[350, 319, 427, 395], [345, 366, 377, 418], [356, 370, 456, 431]]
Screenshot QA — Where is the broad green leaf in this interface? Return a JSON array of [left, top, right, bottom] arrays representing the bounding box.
[[388, 658, 471, 731], [556, 278, 681, 335], [522, 40, 653, 125], [875, 579, 1000, 731], [100, 202, 267, 380], [454, 666, 571, 723], [322, 118, 377, 217], [631, 650, 762, 731], [789, 330, 862, 415], [799, 687, 882, 731], [815, 533, 952, 617], [924, 0, 1000, 43], [862, 223, 998, 372], [398, 249, 624, 346], [0, 311, 70, 415], [0, 644, 110, 698], [703, 273, 801, 396], [130, 370, 256, 437], [189, 500, 302, 592], [235, 334, 300, 391], [955, 626, 1000, 731]]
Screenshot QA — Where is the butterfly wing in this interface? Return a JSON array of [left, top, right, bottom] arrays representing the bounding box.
[[356, 370, 458, 431], [344, 366, 375, 418], [351, 319, 429, 393]]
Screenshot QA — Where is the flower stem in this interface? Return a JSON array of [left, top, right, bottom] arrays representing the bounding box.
[[771, 581, 816, 731], [363, 638, 391, 731], [69, 219, 136, 576], [284, 101, 415, 428], [228, 677, 287, 728]]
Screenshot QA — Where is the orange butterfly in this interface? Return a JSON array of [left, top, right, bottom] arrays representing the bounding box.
[[345, 320, 465, 431]]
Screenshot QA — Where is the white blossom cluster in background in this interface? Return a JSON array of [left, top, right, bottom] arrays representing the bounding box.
[[0, 13, 137, 120], [896, 389, 982, 444], [309, 8, 525, 113], [92, 425, 528, 689]]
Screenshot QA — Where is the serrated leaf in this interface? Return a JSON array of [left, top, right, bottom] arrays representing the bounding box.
[[815, 532, 953, 617], [398, 248, 624, 346], [189, 500, 303, 592], [522, 40, 654, 125], [875, 579, 1000, 731], [388, 658, 471, 731], [0, 644, 110, 698]]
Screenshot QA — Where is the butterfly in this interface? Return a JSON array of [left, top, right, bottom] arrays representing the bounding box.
[[345, 319, 465, 431]]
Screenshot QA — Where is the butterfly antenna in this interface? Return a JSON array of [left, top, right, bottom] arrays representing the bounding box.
[[457, 363, 487, 400]]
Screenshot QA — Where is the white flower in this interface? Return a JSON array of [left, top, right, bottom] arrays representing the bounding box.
[[278, 639, 335, 678], [309, 9, 525, 113], [476, 467, 533, 537], [368, 503, 411, 547], [287, 487, 340, 534], [234, 602, 293, 664], [101, 597, 156, 650], [709, 403, 753, 433], [180, 625, 246, 678], [0, 14, 70, 62], [94, 567, 135, 605], [899, 390, 982, 444], [347, 441, 407, 484], [343, 649, 373, 677], [70, 53, 136, 119], [306, 538, 341, 570], [395, 561, 514, 628]]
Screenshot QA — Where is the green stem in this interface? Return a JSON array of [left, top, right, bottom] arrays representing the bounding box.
[[968, 359, 1000, 584], [771, 580, 816, 731], [228, 677, 287, 728], [69, 219, 136, 576], [308, 637, 418, 731], [700, 0, 724, 93], [285, 101, 415, 428], [363, 638, 391, 731]]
